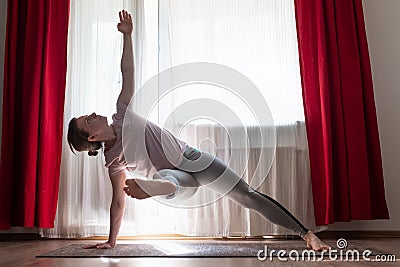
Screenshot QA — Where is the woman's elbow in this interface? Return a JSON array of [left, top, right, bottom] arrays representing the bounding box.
[[111, 200, 126, 209]]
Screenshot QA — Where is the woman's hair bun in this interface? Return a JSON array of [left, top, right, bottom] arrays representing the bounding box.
[[88, 150, 98, 156]]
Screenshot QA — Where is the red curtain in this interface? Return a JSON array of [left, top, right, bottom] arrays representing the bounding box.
[[294, 0, 389, 225], [0, 0, 70, 229]]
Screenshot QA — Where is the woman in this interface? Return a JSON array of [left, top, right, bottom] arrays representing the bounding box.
[[67, 10, 330, 251]]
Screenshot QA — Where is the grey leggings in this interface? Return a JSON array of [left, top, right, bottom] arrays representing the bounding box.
[[154, 146, 309, 238]]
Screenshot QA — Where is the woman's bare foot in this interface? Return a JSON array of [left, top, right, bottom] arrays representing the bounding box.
[[303, 231, 331, 251], [124, 178, 176, 200]]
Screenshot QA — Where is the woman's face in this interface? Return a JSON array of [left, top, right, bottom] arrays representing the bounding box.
[[75, 112, 109, 140]]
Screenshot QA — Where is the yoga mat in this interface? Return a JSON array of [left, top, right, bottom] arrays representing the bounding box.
[[37, 240, 391, 258]]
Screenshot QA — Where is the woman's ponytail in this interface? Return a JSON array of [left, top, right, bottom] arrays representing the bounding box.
[[67, 118, 102, 156], [88, 150, 99, 156]]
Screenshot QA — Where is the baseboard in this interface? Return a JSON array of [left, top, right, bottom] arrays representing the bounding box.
[[0, 233, 42, 241], [1, 231, 400, 241]]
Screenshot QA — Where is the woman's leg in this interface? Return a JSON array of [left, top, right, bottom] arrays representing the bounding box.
[[124, 146, 330, 250], [153, 169, 199, 200], [177, 146, 330, 251], [178, 148, 308, 237]]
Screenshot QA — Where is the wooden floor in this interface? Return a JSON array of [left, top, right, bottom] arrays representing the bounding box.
[[0, 238, 399, 266]]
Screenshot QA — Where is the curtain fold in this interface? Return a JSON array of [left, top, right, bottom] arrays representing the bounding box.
[[0, 0, 70, 229], [294, 0, 389, 225]]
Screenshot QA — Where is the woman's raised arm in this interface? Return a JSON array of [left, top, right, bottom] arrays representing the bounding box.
[[117, 10, 135, 106]]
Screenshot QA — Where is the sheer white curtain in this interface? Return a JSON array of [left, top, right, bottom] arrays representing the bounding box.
[[41, 0, 325, 238], [40, 0, 145, 237], [151, 0, 326, 236]]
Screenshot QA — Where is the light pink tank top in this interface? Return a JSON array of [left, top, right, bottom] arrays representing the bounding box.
[[104, 101, 187, 177]]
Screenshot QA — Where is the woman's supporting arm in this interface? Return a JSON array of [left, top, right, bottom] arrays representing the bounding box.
[[107, 171, 127, 247], [83, 171, 126, 249]]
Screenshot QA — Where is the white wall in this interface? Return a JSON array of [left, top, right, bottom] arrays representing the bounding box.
[[0, 0, 398, 232], [328, 0, 400, 231]]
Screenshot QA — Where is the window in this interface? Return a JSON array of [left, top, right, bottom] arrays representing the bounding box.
[[143, 0, 304, 126]]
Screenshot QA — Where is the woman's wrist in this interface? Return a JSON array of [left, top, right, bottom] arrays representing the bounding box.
[[107, 239, 116, 247]]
